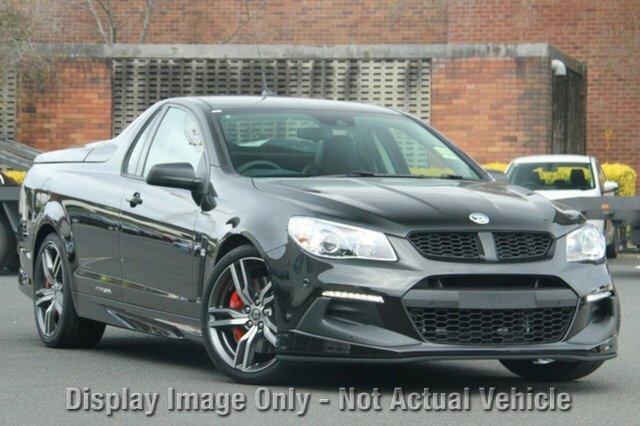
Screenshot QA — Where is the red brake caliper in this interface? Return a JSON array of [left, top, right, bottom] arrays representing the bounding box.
[[228, 291, 246, 342]]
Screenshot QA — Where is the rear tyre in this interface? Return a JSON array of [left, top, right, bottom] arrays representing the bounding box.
[[33, 233, 106, 348], [0, 214, 18, 272], [500, 359, 605, 381], [202, 244, 289, 384]]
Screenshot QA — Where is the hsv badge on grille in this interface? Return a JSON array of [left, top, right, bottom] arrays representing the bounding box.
[[469, 212, 490, 225]]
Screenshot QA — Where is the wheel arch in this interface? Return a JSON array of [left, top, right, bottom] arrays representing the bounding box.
[[32, 200, 75, 267], [212, 233, 258, 265], [199, 231, 266, 301], [33, 223, 57, 257]]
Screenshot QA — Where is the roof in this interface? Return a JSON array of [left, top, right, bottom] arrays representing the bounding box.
[[511, 154, 592, 164], [181, 96, 401, 114]]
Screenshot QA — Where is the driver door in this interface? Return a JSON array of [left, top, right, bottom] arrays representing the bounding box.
[[119, 105, 206, 316]]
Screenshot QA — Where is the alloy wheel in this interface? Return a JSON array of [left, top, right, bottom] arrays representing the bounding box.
[[207, 257, 277, 372], [35, 243, 65, 338]]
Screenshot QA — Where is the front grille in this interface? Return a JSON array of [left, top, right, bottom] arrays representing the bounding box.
[[415, 275, 570, 290], [494, 233, 553, 260], [407, 231, 554, 262], [408, 232, 480, 260], [407, 306, 575, 345]]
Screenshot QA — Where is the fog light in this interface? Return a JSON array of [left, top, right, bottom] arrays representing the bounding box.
[[321, 290, 384, 304], [585, 283, 614, 303], [533, 359, 555, 365]]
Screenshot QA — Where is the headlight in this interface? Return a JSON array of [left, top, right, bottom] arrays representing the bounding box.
[[566, 224, 606, 262], [288, 217, 397, 261]]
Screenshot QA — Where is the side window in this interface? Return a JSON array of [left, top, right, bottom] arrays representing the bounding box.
[[125, 116, 156, 175], [142, 107, 205, 177]]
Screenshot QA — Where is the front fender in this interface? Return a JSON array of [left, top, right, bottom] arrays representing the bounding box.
[[199, 228, 270, 300]]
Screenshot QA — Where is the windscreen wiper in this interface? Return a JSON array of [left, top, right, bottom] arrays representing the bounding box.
[[438, 173, 466, 180], [417, 173, 479, 181], [321, 171, 426, 178], [319, 172, 478, 181]]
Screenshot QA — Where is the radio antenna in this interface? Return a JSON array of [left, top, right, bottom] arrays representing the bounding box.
[[255, 39, 276, 97]]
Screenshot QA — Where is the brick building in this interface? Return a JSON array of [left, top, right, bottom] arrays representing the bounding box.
[[1, 1, 638, 171]]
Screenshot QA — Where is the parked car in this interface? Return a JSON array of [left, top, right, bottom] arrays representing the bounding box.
[[0, 138, 39, 271], [506, 155, 622, 258], [17, 97, 619, 383]]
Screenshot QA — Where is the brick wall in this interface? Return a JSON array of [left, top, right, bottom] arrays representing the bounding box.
[[38, 1, 449, 44], [446, 0, 639, 170], [431, 56, 552, 164], [17, 59, 111, 151], [13, 0, 638, 173]]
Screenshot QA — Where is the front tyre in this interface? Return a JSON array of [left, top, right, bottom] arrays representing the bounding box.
[[33, 233, 105, 348], [606, 226, 620, 259], [500, 359, 604, 381], [201, 245, 288, 384]]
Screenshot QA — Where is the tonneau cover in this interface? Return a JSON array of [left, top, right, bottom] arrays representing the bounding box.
[[33, 140, 118, 164]]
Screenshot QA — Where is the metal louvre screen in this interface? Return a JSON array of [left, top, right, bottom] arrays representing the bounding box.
[[0, 70, 17, 139], [111, 58, 431, 135]]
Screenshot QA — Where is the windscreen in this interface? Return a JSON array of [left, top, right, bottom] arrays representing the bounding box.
[[507, 162, 595, 190], [216, 110, 480, 180]]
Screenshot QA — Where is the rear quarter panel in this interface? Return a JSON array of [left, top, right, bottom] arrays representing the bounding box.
[[19, 160, 129, 301]]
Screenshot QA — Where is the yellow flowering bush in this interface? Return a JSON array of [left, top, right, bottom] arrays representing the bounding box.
[[535, 166, 593, 185], [5, 162, 633, 195], [482, 161, 636, 196], [1, 169, 27, 184], [482, 162, 508, 173], [602, 163, 636, 196], [409, 167, 454, 176]]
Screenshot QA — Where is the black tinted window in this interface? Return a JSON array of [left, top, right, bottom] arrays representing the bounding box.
[[507, 162, 595, 190], [143, 107, 205, 177], [217, 111, 479, 179]]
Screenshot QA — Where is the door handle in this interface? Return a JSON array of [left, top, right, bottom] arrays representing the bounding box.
[[126, 192, 143, 208]]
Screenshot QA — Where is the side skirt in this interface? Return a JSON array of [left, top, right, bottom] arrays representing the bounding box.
[[73, 292, 203, 342]]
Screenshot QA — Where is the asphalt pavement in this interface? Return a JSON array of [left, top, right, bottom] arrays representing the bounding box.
[[1, 257, 639, 425]]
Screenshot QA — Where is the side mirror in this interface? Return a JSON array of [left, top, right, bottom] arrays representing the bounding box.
[[603, 180, 619, 193], [146, 163, 203, 190], [486, 170, 508, 183]]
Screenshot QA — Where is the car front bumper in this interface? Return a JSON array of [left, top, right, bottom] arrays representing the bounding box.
[[267, 235, 620, 363]]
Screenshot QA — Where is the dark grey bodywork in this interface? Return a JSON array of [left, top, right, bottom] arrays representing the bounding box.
[[17, 97, 619, 363]]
